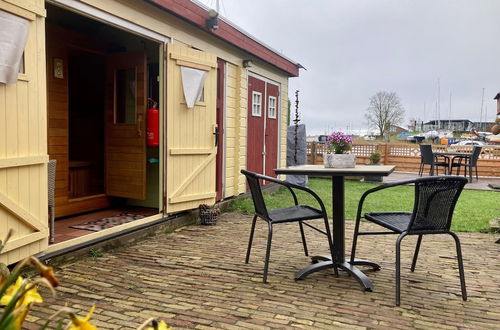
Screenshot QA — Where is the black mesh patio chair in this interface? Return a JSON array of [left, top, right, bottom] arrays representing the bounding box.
[[451, 146, 482, 182], [419, 144, 449, 176], [350, 176, 468, 306], [241, 170, 336, 283]]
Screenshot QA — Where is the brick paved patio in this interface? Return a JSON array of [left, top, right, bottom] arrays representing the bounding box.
[[26, 213, 500, 329]]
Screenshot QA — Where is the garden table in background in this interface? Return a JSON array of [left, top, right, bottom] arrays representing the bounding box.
[[433, 150, 473, 179], [274, 164, 395, 291]]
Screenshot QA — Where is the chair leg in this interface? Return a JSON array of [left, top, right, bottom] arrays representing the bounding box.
[[395, 233, 407, 306], [410, 235, 423, 272], [475, 165, 478, 181], [350, 216, 362, 264], [298, 221, 309, 257], [322, 216, 338, 277], [263, 222, 273, 283], [49, 206, 55, 244], [449, 232, 467, 301], [429, 164, 434, 176], [418, 163, 423, 176], [245, 215, 258, 264]]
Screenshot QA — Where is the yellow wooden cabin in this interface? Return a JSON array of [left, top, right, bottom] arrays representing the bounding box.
[[0, 0, 300, 264]]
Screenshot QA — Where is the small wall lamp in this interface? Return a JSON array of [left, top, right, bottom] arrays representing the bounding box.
[[243, 59, 253, 68], [206, 9, 219, 30]]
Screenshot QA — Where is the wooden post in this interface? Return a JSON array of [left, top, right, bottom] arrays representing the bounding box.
[[376, 143, 389, 164], [311, 142, 317, 164]]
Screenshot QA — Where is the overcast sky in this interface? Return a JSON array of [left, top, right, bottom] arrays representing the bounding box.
[[197, 0, 500, 135]]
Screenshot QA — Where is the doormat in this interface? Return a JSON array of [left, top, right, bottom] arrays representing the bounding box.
[[70, 213, 146, 232]]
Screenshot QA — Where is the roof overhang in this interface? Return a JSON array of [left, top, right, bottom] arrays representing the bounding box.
[[146, 0, 300, 77]]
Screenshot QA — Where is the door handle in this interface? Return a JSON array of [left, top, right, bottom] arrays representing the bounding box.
[[213, 125, 219, 147], [137, 114, 143, 137]]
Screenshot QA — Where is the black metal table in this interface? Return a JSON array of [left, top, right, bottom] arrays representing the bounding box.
[[434, 151, 472, 179], [274, 164, 395, 291]]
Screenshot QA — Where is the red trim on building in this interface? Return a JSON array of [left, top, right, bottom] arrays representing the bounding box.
[[147, 0, 299, 77]]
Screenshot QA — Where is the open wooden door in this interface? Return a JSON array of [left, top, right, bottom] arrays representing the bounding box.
[[105, 52, 147, 200], [165, 44, 217, 213], [0, 4, 49, 264]]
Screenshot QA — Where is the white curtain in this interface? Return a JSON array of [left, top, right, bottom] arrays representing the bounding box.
[[0, 10, 29, 84], [180, 66, 207, 109]]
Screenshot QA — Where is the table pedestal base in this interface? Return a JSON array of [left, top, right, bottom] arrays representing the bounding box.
[[295, 255, 380, 291]]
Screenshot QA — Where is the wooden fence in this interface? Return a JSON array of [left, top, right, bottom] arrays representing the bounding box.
[[307, 142, 500, 177]]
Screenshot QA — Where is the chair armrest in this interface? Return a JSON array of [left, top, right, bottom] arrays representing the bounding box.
[[435, 154, 450, 163], [451, 155, 469, 164], [355, 179, 417, 222], [249, 172, 328, 217]]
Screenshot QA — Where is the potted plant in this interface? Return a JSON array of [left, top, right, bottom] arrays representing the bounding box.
[[364, 151, 383, 182], [324, 131, 356, 168]]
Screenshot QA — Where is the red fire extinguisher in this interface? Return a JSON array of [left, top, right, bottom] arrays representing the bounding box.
[[147, 98, 159, 147]]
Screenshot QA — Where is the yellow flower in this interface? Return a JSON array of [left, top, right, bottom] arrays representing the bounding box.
[[29, 257, 59, 287], [0, 277, 43, 307], [69, 305, 97, 330], [146, 320, 172, 330], [11, 303, 31, 330]]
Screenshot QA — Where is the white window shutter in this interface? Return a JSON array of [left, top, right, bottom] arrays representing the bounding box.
[[0, 10, 29, 84], [180, 66, 207, 108]]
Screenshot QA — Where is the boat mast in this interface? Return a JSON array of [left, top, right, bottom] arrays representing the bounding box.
[[437, 78, 441, 131], [479, 87, 485, 131], [448, 91, 452, 131]]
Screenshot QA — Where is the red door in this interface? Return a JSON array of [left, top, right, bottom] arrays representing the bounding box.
[[264, 82, 279, 177], [216, 59, 225, 201], [247, 76, 266, 175]]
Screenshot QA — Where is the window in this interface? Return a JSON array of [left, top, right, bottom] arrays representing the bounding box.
[[268, 96, 277, 119], [252, 91, 262, 117], [115, 68, 136, 124]]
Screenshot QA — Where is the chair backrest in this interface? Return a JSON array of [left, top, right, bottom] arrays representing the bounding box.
[[408, 176, 467, 233], [419, 144, 434, 165], [241, 170, 269, 219], [469, 146, 482, 166], [47, 159, 57, 208]]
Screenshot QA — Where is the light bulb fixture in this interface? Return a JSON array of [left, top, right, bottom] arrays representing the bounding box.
[[243, 59, 253, 68], [206, 9, 219, 30]]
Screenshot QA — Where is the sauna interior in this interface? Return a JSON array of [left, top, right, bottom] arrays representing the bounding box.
[[45, 3, 161, 242]]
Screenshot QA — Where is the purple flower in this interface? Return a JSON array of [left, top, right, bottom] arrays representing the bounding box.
[[325, 131, 353, 154]]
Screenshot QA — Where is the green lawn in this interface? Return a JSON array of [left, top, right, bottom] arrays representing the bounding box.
[[228, 178, 499, 232]]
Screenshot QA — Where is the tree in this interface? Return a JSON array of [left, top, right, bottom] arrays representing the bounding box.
[[365, 91, 405, 137]]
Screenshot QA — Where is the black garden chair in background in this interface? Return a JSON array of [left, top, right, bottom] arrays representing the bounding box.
[[241, 170, 336, 283], [419, 144, 449, 176], [451, 146, 482, 182], [350, 176, 468, 306]]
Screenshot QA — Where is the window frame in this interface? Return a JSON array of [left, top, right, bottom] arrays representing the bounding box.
[[268, 95, 277, 119], [252, 91, 262, 117]]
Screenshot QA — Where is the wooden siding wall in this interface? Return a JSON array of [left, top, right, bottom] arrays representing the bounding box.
[[224, 64, 248, 195], [46, 25, 110, 217], [280, 81, 289, 175], [0, 0, 48, 265], [307, 142, 500, 177]]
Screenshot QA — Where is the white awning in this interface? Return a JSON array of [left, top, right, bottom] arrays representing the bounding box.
[[0, 10, 29, 84]]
